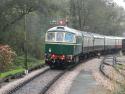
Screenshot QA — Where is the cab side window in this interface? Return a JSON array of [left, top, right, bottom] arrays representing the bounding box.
[[76, 36, 82, 44]]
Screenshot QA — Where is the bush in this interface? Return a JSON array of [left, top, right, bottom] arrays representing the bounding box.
[[0, 45, 16, 72]]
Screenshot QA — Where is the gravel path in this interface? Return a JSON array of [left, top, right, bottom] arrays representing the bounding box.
[[69, 70, 110, 94], [80, 57, 118, 92]]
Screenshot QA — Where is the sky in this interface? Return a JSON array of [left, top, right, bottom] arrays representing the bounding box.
[[113, 0, 125, 9]]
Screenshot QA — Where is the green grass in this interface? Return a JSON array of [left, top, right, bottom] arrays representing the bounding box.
[[114, 64, 125, 70], [28, 60, 45, 69], [113, 64, 125, 94], [13, 55, 45, 69], [0, 68, 25, 78]]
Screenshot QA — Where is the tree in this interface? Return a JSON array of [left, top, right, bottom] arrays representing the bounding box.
[[69, 0, 125, 36], [0, 0, 68, 60]]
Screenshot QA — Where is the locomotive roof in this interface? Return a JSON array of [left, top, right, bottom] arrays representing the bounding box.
[[81, 32, 93, 37], [47, 26, 82, 36]]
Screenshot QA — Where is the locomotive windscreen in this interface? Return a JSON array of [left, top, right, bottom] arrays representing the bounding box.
[[46, 32, 75, 43], [46, 32, 55, 41], [56, 32, 64, 41], [65, 33, 75, 43]]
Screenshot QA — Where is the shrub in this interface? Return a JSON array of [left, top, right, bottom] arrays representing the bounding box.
[[0, 45, 16, 72]]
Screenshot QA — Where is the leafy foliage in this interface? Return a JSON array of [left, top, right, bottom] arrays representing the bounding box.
[[0, 45, 16, 72], [0, 0, 57, 59], [69, 0, 125, 36]]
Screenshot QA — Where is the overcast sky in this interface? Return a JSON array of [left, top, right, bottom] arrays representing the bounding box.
[[113, 0, 125, 9]]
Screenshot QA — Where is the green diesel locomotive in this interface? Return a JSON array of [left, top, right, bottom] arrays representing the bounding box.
[[45, 26, 83, 68]]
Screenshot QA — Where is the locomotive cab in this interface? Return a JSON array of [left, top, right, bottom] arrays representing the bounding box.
[[45, 26, 81, 68]]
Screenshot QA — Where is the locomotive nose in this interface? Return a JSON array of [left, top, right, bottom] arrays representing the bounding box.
[[45, 44, 74, 55]]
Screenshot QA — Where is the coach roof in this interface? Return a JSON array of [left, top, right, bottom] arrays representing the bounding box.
[[91, 33, 104, 38]]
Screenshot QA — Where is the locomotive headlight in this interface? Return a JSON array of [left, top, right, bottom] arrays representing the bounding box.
[[49, 48, 51, 52]]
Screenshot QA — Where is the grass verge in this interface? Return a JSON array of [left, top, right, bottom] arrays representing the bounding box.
[[0, 56, 45, 79]]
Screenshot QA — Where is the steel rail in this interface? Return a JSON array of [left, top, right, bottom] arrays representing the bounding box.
[[7, 68, 50, 94]]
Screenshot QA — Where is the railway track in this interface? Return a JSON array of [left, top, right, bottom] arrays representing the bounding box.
[[1, 56, 91, 94], [0, 64, 46, 88], [100, 55, 125, 85], [5, 68, 66, 94]]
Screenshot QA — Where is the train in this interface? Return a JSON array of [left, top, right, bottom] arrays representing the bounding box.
[[45, 26, 125, 68]]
